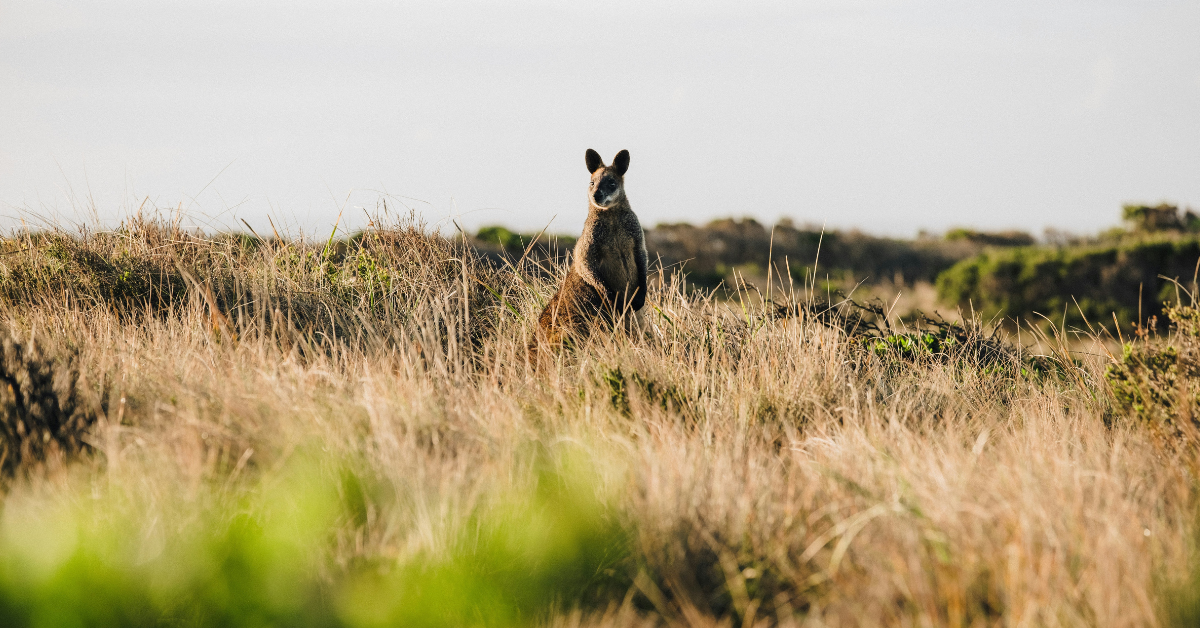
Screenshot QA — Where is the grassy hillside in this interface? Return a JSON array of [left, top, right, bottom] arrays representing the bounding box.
[[0, 214, 1197, 626]]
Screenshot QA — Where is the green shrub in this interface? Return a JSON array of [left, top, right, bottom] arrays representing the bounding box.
[[1105, 305, 1200, 433], [0, 336, 97, 483]]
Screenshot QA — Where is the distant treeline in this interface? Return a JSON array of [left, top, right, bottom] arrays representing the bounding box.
[[645, 219, 989, 287], [474, 203, 1200, 329], [477, 219, 1003, 287]]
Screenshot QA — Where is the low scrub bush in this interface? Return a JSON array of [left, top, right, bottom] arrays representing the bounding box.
[[0, 335, 97, 482], [1105, 303, 1200, 437]]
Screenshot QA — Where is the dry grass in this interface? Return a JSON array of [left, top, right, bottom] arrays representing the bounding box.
[[0, 212, 1196, 627]]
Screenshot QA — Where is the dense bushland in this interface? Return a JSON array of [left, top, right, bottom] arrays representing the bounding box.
[[937, 234, 1200, 331], [0, 212, 1197, 627], [935, 204, 1200, 331]]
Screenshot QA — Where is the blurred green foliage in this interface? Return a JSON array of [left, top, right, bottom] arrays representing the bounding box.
[[475, 227, 578, 261], [0, 450, 630, 628], [477, 227, 527, 252], [943, 229, 1036, 247], [1159, 507, 1200, 628]]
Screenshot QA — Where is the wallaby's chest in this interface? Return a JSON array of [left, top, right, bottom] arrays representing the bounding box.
[[578, 216, 637, 293], [597, 230, 636, 290]]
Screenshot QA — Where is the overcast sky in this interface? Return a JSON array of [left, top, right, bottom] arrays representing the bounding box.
[[2, 0, 1198, 237]]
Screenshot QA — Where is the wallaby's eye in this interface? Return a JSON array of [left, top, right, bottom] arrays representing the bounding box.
[[590, 181, 595, 188]]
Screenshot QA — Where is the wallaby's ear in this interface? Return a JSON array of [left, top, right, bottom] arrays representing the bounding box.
[[612, 150, 630, 176], [585, 149, 604, 173]]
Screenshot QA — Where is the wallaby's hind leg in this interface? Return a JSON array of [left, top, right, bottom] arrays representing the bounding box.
[[527, 270, 605, 370]]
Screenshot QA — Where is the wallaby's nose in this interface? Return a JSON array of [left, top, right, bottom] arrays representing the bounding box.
[[593, 191, 605, 203]]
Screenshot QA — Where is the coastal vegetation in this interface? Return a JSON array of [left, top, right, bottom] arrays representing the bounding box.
[[0, 207, 1196, 626]]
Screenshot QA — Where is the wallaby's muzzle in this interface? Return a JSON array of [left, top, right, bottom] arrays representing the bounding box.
[[593, 176, 619, 206]]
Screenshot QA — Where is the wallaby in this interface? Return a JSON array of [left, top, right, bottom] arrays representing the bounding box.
[[528, 148, 648, 366]]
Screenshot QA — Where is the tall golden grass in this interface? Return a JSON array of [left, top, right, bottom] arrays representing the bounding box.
[[0, 212, 1196, 627]]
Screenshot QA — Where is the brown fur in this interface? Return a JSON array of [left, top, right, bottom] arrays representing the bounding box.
[[528, 149, 649, 367]]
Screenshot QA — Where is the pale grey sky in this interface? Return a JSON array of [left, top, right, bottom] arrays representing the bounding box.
[[2, 0, 1198, 237]]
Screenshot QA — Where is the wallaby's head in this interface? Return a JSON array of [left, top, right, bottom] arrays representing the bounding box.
[[585, 149, 629, 209]]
